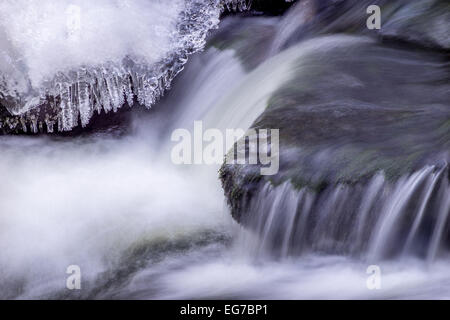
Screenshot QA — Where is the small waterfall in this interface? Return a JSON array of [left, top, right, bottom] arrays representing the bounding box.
[[239, 165, 450, 262], [0, 0, 448, 300]]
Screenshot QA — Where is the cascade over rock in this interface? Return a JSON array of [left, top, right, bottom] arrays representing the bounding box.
[[220, 0, 450, 259]]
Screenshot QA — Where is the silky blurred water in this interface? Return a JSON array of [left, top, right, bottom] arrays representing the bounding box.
[[0, 7, 449, 299]]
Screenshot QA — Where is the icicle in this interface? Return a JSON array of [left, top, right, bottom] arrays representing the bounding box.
[[19, 117, 27, 133], [44, 114, 55, 133], [0, 0, 250, 133], [77, 69, 93, 128]]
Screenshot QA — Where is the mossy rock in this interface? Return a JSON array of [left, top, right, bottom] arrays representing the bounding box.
[[221, 34, 450, 221]]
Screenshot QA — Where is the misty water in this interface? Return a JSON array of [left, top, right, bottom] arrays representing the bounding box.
[[0, 0, 449, 299], [0, 41, 447, 300]]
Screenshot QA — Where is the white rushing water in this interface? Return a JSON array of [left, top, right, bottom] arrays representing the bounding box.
[[0, 16, 302, 294], [0, 47, 242, 298], [0, 37, 449, 299], [1, 3, 449, 300]]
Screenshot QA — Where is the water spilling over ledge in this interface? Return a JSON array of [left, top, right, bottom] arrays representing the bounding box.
[[219, 0, 450, 260], [237, 165, 450, 261], [0, 0, 449, 299]]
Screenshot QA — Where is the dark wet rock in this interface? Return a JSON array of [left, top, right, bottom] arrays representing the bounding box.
[[221, 36, 450, 222], [281, 0, 450, 51], [222, 0, 297, 16], [219, 0, 450, 222], [250, 0, 297, 15], [379, 0, 450, 50], [213, 0, 449, 77], [208, 16, 280, 71]]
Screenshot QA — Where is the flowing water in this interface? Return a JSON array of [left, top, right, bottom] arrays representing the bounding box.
[[0, 1, 449, 299]]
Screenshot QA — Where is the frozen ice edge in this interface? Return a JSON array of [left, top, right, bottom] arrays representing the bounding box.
[[0, 0, 249, 133]]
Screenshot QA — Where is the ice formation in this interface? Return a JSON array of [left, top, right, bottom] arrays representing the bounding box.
[[0, 0, 249, 133]]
